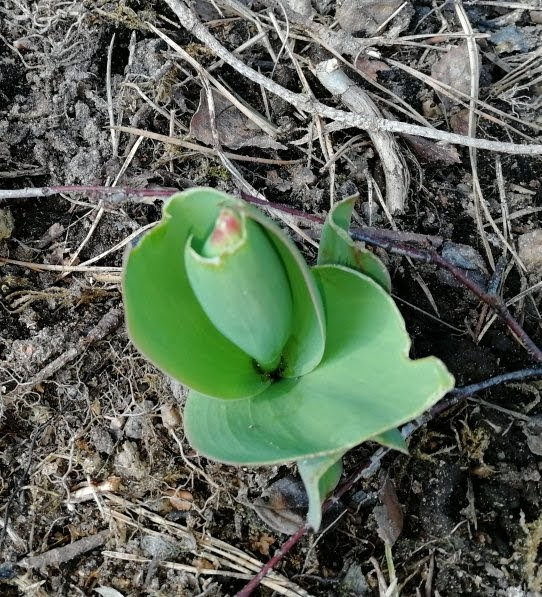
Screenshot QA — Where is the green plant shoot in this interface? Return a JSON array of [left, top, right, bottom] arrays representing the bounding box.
[[123, 188, 454, 530]]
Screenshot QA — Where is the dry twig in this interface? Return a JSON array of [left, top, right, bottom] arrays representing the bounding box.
[[20, 530, 109, 569], [314, 59, 410, 213], [163, 0, 542, 155], [2, 308, 122, 407]]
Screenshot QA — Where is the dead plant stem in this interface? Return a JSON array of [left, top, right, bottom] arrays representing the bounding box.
[[164, 0, 542, 156]]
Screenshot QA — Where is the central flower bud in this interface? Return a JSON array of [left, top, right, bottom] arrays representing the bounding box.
[[185, 207, 293, 373], [202, 208, 244, 257]]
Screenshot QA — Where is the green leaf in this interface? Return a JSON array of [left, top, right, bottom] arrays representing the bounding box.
[[185, 264, 454, 463], [123, 188, 270, 399], [372, 428, 408, 454], [185, 211, 292, 371], [318, 196, 391, 293], [247, 207, 326, 378], [298, 452, 343, 531]]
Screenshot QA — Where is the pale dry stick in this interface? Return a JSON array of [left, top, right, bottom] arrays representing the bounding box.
[[464, 1, 542, 9], [492, 47, 542, 95], [374, 0, 410, 35], [476, 279, 542, 344], [0, 184, 175, 202], [320, 134, 368, 172], [371, 556, 391, 596], [393, 294, 465, 334], [112, 134, 145, 187], [62, 32, 133, 275], [467, 395, 532, 422], [315, 59, 410, 213], [495, 157, 511, 252], [488, 206, 542, 225], [103, 551, 306, 595], [179, 30, 271, 87], [106, 33, 118, 158], [163, 0, 542, 155], [1, 308, 122, 407], [0, 258, 122, 273], [103, 495, 309, 596], [315, 32, 434, 129], [291, 120, 354, 146], [267, 4, 291, 79], [169, 108, 175, 172], [111, 126, 301, 165], [21, 530, 109, 569], [268, 10, 337, 204], [457, 3, 527, 274], [103, 513, 249, 577], [74, 222, 155, 270], [456, 0, 495, 271], [104, 552, 254, 581], [417, 23, 446, 68], [64, 202, 104, 271], [150, 23, 278, 139], [105, 497, 286, 576], [169, 429, 220, 491], [259, 73, 272, 121]]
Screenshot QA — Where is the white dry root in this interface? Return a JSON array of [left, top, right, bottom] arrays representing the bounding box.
[[315, 58, 410, 213]]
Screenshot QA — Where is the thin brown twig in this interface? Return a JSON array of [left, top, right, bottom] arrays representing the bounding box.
[[21, 530, 109, 569], [2, 308, 122, 407]]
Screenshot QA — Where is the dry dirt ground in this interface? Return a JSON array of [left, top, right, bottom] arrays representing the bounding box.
[[1, 1, 542, 596]]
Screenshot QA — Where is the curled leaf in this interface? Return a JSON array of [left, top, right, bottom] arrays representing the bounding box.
[[318, 196, 391, 293], [298, 452, 343, 531]]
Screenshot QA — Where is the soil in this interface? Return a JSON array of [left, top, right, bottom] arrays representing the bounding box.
[[1, 2, 542, 596]]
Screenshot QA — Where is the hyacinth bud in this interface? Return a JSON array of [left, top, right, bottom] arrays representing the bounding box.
[[185, 208, 293, 372]]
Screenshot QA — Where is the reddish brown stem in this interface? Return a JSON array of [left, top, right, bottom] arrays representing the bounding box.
[[350, 229, 542, 364], [236, 525, 309, 597]]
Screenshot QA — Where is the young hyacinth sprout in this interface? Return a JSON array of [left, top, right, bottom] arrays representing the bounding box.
[[185, 207, 293, 374], [123, 188, 454, 531]]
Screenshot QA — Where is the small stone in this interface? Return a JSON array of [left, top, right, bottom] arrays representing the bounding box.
[[168, 489, 194, 511], [90, 426, 114, 456], [113, 441, 147, 480], [0, 209, 14, 240], [140, 535, 182, 560], [518, 230, 542, 274], [161, 403, 182, 430]]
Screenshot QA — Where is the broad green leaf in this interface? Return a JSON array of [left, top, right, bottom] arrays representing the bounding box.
[[298, 452, 343, 531], [123, 188, 269, 399], [248, 207, 326, 377], [372, 428, 408, 453], [185, 265, 454, 464], [185, 212, 292, 371], [318, 196, 391, 293]]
